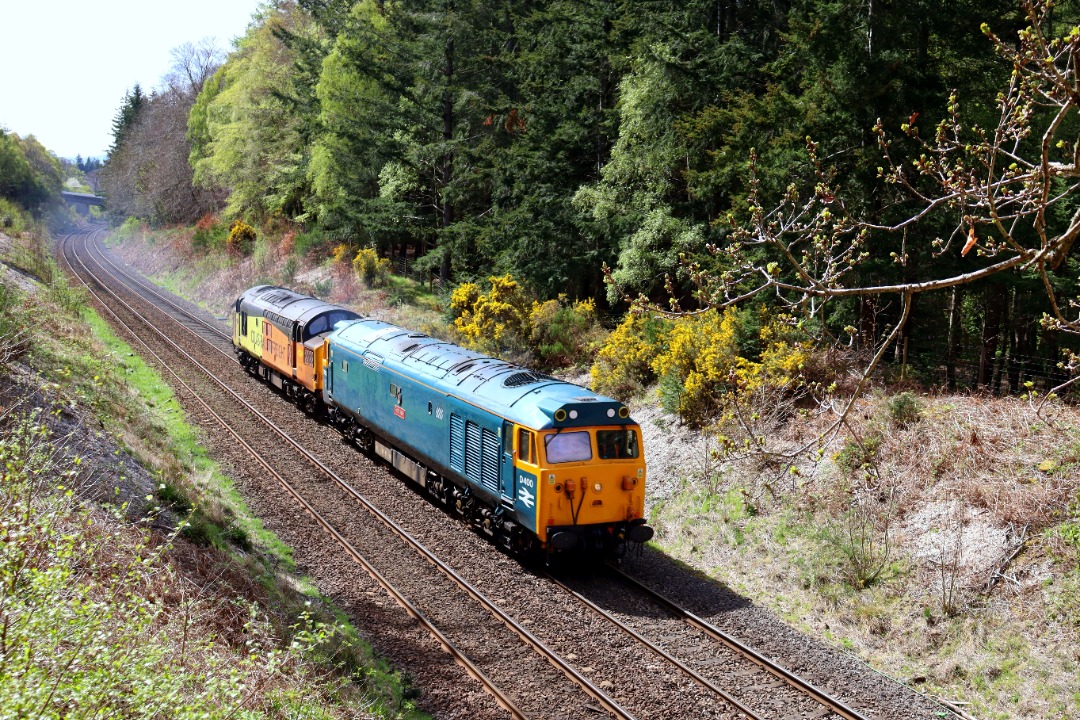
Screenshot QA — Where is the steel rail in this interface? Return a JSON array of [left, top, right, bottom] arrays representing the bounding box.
[[607, 564, 872, 720], [87, 233, 233, 343], [541, 570, 763, 719]]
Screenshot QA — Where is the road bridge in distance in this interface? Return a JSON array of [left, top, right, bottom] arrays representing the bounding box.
[[61, 191, 105, 216]]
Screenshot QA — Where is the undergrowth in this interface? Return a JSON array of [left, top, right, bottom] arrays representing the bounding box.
[[0, 410, 385, 718]]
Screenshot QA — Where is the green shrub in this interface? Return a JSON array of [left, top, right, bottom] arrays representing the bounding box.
[[529, 295, 603, 369], [834, 433, 883, 475], [885, 391, 922, 428], [657, 368, 688, 415], [156, 481, 193, 513], [252, 236, 275, 273], [112, 216, 145, 242], [45, 257, 88, 316], [294, 227, 331, 257], [0, 283, 30, 363], [281, 255, 299, 284], [818, 503, 895, 589], [1049, 570, 1080, 626], [192, 214, 227, 251], [0, 197, 31, 233]]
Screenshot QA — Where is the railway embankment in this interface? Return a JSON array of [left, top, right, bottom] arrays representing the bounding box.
[[108, 220, 1080, 720]]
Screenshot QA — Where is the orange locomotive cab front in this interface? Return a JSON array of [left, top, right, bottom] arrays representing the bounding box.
[[528, 424, 650, 552]]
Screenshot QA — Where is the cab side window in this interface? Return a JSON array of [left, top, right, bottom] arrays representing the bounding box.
[[517, 428, 535, 465]]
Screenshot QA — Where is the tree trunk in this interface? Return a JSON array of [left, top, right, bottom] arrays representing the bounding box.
[[439, 29, 455, 285], [945, 286, 961, 391], [977, 284, 1006, 389], [991, 288, 1013, 395], [859, 296, 878, 352]]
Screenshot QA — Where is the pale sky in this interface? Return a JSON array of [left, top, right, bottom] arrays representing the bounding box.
[[0, 1, 262, 160]]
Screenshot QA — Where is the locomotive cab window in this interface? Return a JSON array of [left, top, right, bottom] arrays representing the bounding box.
[[389, 383, 402, 405], [544, 431, 592, 464], [517, 428, 536, 465], [597, 428, 640, 460]]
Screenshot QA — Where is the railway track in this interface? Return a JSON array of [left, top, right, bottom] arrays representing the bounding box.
[[59, 227, 921, 720]]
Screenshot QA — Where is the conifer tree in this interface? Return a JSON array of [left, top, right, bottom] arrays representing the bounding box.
[[109, 84, 146, 156]]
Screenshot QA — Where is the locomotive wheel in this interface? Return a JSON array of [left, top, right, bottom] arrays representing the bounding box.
[[353, 426, 373, 454]]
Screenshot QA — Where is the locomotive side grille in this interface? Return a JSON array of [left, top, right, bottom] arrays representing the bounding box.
[[450, 414, 465, 473], [480, 427, 500, 494], [464, 420, 482, 484]]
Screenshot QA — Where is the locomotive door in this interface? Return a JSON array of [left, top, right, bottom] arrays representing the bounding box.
[[500, 421, 516, 504]]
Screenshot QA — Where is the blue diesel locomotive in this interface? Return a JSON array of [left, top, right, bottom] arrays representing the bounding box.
[[233, 285, 653, 556]]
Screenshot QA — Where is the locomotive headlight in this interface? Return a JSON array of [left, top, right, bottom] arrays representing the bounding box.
[[569, 410, 578, 419], [593, 482, 602, 493], [606, 408, 616, 418]]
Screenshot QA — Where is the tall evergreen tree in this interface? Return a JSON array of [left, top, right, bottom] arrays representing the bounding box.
[[109, 84, 146, 156]]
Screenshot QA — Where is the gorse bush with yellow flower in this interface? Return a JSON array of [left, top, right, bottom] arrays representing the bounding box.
[[450, 275, 603, 369], [352, 247, 390, 287], [330, 243, 351, 268], [590, 306, 811, 426], [451, 275, 532, 351], [589, 312, 673, 401], [225, 220, 256, 256], [450, 275, 810, 423]]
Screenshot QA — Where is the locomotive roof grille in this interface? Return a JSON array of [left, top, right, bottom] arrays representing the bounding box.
[[502, 371, 552, 388], [393, 338, 421, 354], [262, 290, 297, 306]]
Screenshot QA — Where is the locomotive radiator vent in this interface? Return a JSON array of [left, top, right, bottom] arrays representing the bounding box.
[[502, 371, 551, 388]]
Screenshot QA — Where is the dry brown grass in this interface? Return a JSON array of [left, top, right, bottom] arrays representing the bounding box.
[[652, 389, 1080, 719]]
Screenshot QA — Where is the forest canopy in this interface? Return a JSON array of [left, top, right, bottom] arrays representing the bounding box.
[[102, 0, 1080, 397]]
